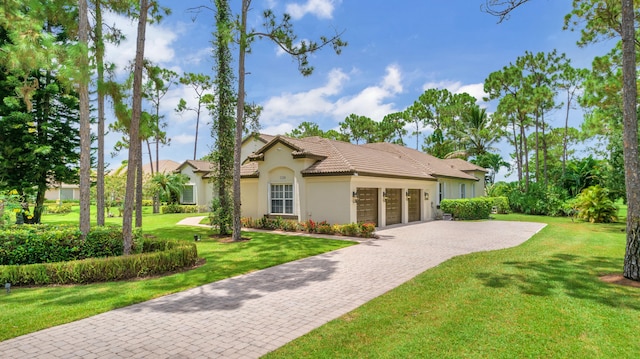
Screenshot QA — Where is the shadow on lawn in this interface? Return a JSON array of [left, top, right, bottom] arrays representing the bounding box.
[[476, 253, 640, 310], [124, 250, 339, 313]]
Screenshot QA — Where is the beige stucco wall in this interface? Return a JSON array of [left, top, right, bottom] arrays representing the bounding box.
[[305, 176, 351, 224], [241, 178, 260, 219], [437, 177, 482, 202], [179, 166, 213, 207]]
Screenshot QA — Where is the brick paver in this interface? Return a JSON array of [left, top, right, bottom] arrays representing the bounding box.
[[0, 220, 545, 358]]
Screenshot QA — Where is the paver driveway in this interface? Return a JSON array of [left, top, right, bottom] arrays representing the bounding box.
[[1, 220, 545, 358]]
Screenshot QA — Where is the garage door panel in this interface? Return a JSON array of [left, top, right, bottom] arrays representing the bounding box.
[[408, 189, 421, 222], [357, 188, 378, 226], [385, 188, 402, 225]]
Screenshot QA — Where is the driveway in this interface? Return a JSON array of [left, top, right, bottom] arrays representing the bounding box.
[[0, 220, 545, 358]]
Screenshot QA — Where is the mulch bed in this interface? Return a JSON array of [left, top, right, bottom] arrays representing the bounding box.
[[599, 274, 640, 288]]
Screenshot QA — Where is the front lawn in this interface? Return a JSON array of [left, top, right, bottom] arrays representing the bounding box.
[[0, 211, 355, 341], [265, 214, 640, 358]]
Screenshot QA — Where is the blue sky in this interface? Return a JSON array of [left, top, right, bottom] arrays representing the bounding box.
[[101, 0, 614, 180]]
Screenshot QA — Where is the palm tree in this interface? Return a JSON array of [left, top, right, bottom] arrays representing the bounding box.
[[151, 173, 189, 204], [453, 105, 501, 157]]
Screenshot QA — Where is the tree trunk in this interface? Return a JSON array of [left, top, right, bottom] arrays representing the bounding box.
[[232, 0, 249, 242], [520, 115, 529, 192], [95, 0, 105, 226], [194, 106, 200, 160], [78, 0, 91, 238], [123, 0, 148, 254], [562, 90, 570, 178], [534, 110, 539, 182], [136, 147, 143, 228], [512, 119, 521, 183], [621, 0, 640, 280]]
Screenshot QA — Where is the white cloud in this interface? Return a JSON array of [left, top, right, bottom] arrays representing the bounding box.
[[260, 65, 404, 127], [260, 68, 348, 124], [332, 64, 404, 121], [172, 133, 196, 145], [422, 80, 487, 104], [286, 0, 336, 20], [103, 12, 178, 76], [261, 122, 295, 135]]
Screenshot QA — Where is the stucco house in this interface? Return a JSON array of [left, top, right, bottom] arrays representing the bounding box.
[[240, 135, 487, 227], [175, 134, 275, 207]]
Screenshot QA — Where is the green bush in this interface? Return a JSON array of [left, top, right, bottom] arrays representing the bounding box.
[[160, 204, 208, 214], [491, 181, 569, 216], [487, 196, 510, 214], [574, 185, 618, 223], [0, 239, 198, 285], [0, 225, 139, 265], [45, 203, 73, 214], [440, 198, 492, 220]]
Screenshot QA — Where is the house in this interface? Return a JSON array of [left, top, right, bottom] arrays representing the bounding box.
[[240, 135, 487, 227], [44, 182, 80, 201], [175, 134, 275, 207]]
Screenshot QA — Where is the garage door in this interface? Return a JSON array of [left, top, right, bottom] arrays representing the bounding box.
[[385, 188, 402, 225], [408, 189, 421, 222], [356, 188, 378, 226]]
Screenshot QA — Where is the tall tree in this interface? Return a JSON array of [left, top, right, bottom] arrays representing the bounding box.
[[378, 111, 408, 145], [177, 72, 214, 160], [484, 0, 640, 282], [211, 0, 236, 236], [557, 63, 588, 177], [78, 0, 91, 237], [122, 0, 149, 254], [339, 114, 377, 144], [287, 121, 325, 138], [217, 0, 346, 241]]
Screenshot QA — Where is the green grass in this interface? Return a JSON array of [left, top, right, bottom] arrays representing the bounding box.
[[265, 214, 640, 359], [0, 208, 355, 341]]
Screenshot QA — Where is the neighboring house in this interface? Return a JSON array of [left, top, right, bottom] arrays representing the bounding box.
[[44, 182, 80, 201], [240, 135, 487, 227], [113, 159, 181, 176], [175, 134, 274, 207]]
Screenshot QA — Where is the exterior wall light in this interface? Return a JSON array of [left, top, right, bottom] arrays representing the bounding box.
[[383, 191, 388, 202], [352, 191, 358, 203], [406, 191, 411, 200], [424, 192, 429, 200]]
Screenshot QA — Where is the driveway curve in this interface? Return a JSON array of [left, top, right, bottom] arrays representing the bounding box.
[[1, 220, 545, 358]]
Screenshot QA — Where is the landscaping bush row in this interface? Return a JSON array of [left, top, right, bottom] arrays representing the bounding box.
[[0, 239, 198, 285], [440, 198, 493, 220], [161, 204, 209, 214], [488, 196, 510, 214], [240, 217, 376, 238], [0, 225, 136, 265], [44, 203, 74, 214]]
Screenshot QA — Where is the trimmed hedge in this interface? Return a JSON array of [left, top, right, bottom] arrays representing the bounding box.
[[161, 204, 209, 214], [440, 198, 493, 220], [0, 225, 133, 265], [0, 238, 198, 285]]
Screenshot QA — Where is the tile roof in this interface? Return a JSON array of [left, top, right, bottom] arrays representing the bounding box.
[[443, 158, 488, 173], [176, 160, 216, 173], [110, 160, 180, 176], [245, 135, 481, 181]]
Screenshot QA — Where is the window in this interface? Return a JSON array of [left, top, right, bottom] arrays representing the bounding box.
[[271, 184, 293, 214], [438, 182, 445, 203], [471, 184, 476, 197], [60, 188, 75, 200], [460, 184, 466, 199], [182, 185, 195, 204]]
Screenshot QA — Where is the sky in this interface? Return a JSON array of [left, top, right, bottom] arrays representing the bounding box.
[[100, 0, 616, 180]]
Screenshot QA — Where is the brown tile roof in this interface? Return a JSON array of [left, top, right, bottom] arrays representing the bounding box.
[[443, 158, 488, 173], [110, 160, 180, 176], [176, 160, 216, 173], [245, 135, 481, 181]]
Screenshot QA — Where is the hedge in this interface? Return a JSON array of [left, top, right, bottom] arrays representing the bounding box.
[[0, 225, 133, 265], [161, 204, 209, 214], [0, 238, 198, 285], [440, 198, 493, 220]]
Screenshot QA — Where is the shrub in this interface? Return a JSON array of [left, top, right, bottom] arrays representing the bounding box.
[[0, 239, 198, 285], [160, 204, 208, 214], [340, 223, 360, 237], [494, 181, 569, 216], [440, 198, 492, 220], [360, 222, 376, 238], [574, 185, 618, 223], [487, 196, 510, 214], [45, 203, 73, 214], [0, 225, 138, 265], [316, 221, 332, 234], [142, 200, 153, 207]]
